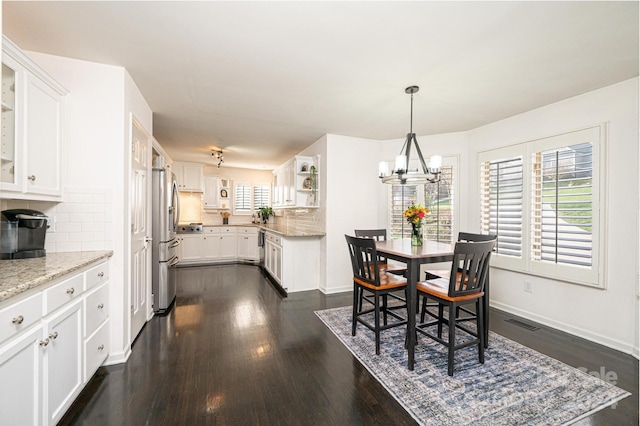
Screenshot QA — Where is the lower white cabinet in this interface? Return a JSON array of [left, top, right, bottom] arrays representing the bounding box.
[[263, 231, 320, 293], [0, 258, 110, 426], [264, 232, 282, 284], [179, 226, 255, 265], [237, 227, 259, 261], [219, 233, 237, 260], [179, 234, 204, 262], [0, 324, 43, 426], [45, 299, 83, 426]]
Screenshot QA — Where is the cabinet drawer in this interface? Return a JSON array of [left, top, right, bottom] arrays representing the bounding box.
[[0, 292, 42, 344], [266, 233, 282, 246], [219, 226, 235, 234], [84, 283, 109, 337], [203, 227, 217, 234], [237, 227, 258, 235], [44, 274, 83, 315], [85, 262, 108, 291], [84, 320, 109, 380]]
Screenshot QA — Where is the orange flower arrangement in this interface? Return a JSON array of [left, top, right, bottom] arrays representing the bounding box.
[[403, 204, 429, 226]]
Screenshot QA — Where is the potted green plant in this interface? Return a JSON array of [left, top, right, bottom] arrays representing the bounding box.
[[257, 206, 273, 224]]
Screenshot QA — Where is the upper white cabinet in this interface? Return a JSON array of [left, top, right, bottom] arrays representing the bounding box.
[[1, 36, 68, 201], [203, 176, 231, 210], [172, 162, 203, 192], [273, 155, 319, 208], [203, 175, 219, 209]]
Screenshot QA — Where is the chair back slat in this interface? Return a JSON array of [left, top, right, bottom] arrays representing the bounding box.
[[354, 229, 389, 264], [448, 239, 496, 297], [345, 235, 381, 287]]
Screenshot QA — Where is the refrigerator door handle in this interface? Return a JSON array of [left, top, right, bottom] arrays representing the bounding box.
[[169, 239, 181, 249], [168, 257, 180, 268]]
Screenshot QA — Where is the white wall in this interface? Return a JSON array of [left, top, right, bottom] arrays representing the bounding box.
[[24, 52, 154, 364], [323, 134, 385, 293], [466, 78, 639, 355]]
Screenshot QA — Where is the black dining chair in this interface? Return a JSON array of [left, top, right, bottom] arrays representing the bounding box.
[[415, 239, 496, 376], [354, 229, 407, 310], [345, 234, 408, 355], [420, 232, 496, 334]]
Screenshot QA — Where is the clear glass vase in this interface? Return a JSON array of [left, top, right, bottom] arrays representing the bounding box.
[[411, 222, 423, 246]]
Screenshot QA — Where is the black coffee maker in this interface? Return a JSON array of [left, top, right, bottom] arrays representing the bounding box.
[[1, 209, 48, 259]]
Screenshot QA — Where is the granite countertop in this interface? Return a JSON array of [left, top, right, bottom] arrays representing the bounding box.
[[259, 224, 325, 237], [202, 222, 325, 237], [0, 250, 113, 303]]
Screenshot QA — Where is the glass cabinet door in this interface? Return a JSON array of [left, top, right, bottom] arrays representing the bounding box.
[[1, 62, 17, 187]]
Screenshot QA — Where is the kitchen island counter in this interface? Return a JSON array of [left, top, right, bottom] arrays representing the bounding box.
[[0, 250, 113, 303]]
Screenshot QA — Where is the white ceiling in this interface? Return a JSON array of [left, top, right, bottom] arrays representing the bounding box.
[[3, 1, 638, 170]]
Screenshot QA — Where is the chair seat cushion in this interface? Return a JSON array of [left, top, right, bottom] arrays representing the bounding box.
[[417, 272, 483, 303], [355, 271, 407, 291]]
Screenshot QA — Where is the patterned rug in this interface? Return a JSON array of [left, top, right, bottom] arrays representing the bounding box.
[[315, 306, 630, 426]]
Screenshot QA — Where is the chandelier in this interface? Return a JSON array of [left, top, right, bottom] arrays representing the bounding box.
[[379, 86, 442, 185], [212, 150, 224, 168]]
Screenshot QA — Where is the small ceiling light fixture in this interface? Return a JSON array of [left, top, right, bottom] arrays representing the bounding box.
[[379, 86, 442, 185], [212, 150, 224, 168]]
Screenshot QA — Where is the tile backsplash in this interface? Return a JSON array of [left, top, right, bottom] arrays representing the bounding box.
[[3, 186, 113, 253]]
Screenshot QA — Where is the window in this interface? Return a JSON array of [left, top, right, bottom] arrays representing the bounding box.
[[423, 165, 455, 243], [389, 158, 457, 242], [390, 185, 417, 239], [479, 126, 603, 287], [480, 156, 524, 257], [234, 182, 271, 214]]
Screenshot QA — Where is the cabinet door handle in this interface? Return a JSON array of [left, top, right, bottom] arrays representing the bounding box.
[[12, 315, 24, 324], [98, 272, 104, 278], [49, 331, 58, 340], [97, 303, 104, 309], [39, 338, 50, 347], [98, 344, 105, 351], [27, 175, 36, 182], [66, 287, 75, 294]]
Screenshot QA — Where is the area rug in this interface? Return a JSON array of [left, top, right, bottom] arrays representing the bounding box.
[[315, 306, 630, 426]]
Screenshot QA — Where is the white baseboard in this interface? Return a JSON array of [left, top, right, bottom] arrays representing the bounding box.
[[320, 284, 352, 295], [104, 346, 131, 366], [491, 301, 636, 356]]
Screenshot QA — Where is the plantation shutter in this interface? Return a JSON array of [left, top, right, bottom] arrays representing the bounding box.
[[234, 183, 251, 212], [389, 185, 417, 239], [423, 165, 454, 243], [480, 156, 523, 257], [253, 185, 271, 210], [531, 142, 593, 267]]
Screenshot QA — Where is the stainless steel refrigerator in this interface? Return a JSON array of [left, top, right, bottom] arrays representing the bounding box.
[[151, 167, 180, 313]]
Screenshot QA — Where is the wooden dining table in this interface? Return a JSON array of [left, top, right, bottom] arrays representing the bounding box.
[[375, 238, 491, 371]]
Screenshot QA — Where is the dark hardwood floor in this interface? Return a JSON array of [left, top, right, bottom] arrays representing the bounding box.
[[60, 264, 638, 425]]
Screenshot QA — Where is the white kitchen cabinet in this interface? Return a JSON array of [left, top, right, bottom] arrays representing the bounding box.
[[1, 36, 68, 201], [263, 231, 320, 293], [272, 158, 295, 207], [236, 227, 259, 261], [0, 324, 43, 426], [178, 234, 203, 262], [203, 175, 220, 209], [272, 155, 319, 208], [0, 258, 110, 426], [172, 162, 203, 192], [202, 231, 220, 260], [44, 299, 83, 426], [219, 227, 237, 260], [264, 232, 282, 284], [294, 155, 319, 207]]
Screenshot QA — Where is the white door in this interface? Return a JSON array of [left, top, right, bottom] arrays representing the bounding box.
[[130, 116, 152, 343]]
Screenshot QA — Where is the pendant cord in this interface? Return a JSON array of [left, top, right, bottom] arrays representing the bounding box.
[[410, 92, 414, 134]]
